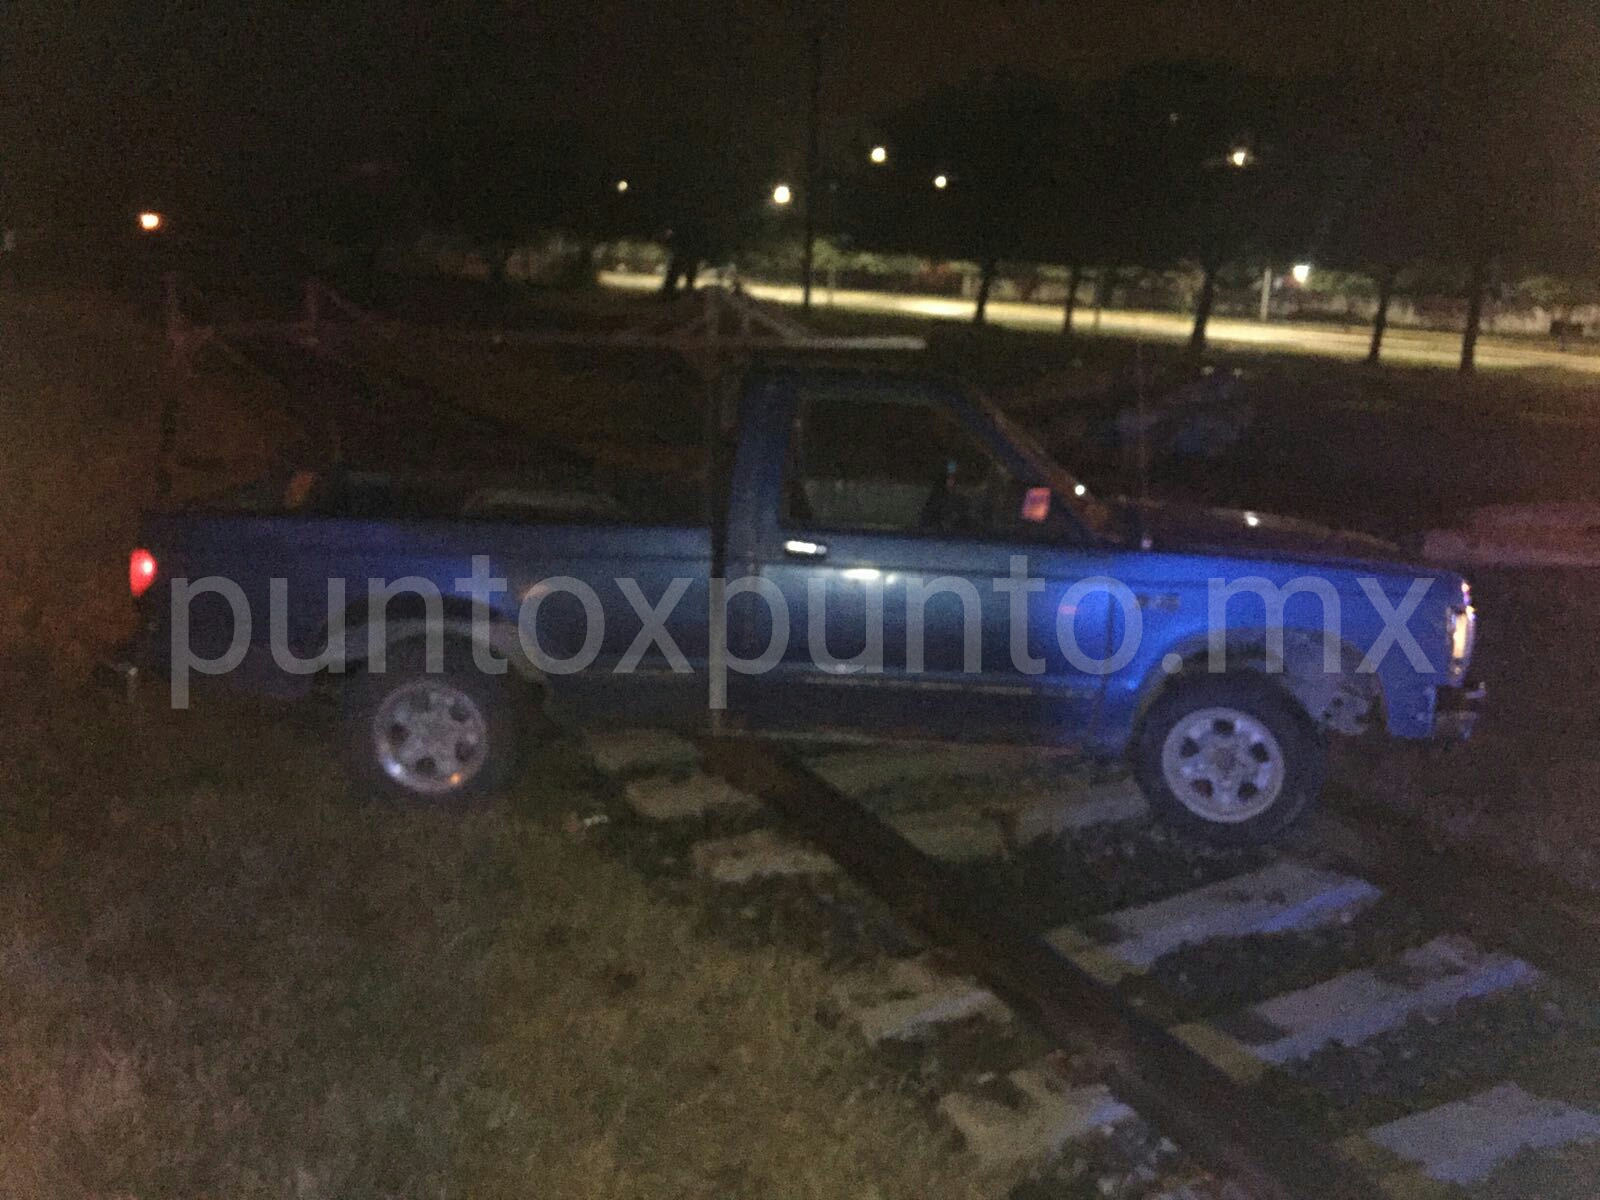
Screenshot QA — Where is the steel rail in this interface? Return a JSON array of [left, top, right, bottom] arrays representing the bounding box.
[[700, 736, 1380, 1200]]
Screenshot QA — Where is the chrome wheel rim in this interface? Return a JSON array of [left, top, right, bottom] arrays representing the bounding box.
[[1159, 706, 1285, 824], [373, 680, 489, 795]]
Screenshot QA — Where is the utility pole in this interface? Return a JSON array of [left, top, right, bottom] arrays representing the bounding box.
[[801, 22, 822, 312], [1460, 255, 1487, 374], [1258, 267, 1273, 322]]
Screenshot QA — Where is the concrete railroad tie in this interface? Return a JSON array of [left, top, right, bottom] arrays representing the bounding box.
[[832, 955, 1012, 1044], [1049, 861, 1382, 983], [690, 828, 839, 884], [584, 729, 700, 776], [624, 773, 763, 821], [938, 1061, 1134, 1171], [1353, 1084, 1600, 1186]]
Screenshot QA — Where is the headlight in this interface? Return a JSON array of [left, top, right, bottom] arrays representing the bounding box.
[[1447, 605, 1476, 677]]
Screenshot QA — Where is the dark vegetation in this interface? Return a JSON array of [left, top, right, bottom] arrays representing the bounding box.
[[13, 21, 1600, 369]]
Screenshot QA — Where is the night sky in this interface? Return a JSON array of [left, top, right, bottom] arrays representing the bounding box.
[[4, 0, 1597, 223]]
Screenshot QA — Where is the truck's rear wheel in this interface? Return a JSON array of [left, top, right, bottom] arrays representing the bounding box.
[[1134, 675, 1324, 845], [343, 642, 529, 804]]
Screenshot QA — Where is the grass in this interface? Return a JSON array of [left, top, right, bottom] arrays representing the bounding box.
[[0, 687, 993, 1200]]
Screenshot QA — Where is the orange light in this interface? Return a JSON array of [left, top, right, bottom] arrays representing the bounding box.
[[137, 211, 163, 232], [129, 548, 158, 597], [1020, 487, 1052, 523]]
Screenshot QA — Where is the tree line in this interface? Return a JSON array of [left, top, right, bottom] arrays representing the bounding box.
[[318, 53, 1600, 372]]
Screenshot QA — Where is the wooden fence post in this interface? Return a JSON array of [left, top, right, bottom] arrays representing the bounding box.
[[301, 279, 322, 345], [162, 271, 185, 368], [156, 272, 184, 501]]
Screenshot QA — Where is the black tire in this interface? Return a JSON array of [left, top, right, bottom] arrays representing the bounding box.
[[1133, 674, 1325, 846], [342, 639, 532, 804]]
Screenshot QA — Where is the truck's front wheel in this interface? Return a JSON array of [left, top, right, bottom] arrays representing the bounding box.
[[343, 642, 530, 804], [1134, 675, 1324, 845]]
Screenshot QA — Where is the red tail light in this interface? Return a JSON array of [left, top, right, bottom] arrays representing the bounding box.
[[129, 548, 158, 598], [1020, 487, 1053, 523]]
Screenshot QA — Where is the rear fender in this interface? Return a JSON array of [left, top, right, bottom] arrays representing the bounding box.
[[341, 617, 549, 687], [311, 595, 548, 688]]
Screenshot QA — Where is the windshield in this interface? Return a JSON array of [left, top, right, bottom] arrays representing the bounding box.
[[982, 399, 1119, 541]]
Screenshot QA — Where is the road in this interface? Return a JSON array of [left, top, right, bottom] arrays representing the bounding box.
[[601, 271, 1600, 376]]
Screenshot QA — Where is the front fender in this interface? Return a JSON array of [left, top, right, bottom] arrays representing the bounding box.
[[1117, 628, 1385, 751]]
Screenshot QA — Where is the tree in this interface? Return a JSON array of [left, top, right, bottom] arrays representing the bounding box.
[[1300, 55, 1598, 369], [1408, 47, 1600, 371], [1060, 262, 1084, 333], [1027, 83, 1116, 337], [847, 72, 1076, 325], [603, 111, 775, 298], [418, 103, 593, 284], [1337, 94, 1436, 363], [1098, 62, 1299, 358], [304, 159, 426, 287], [408, 3, 600, 286]]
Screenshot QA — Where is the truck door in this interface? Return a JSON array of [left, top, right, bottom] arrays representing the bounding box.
[[726, 373, 1123, 746]]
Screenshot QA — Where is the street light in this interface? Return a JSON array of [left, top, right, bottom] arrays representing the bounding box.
[[137, 210, 163, 232], [615, 179, 629, 194], [933, 173, 949, 190], [1291, 262, 1312, 285], [869, 144, 887, 165], [1228, 147, 1253, 169], [772, 183, 794, 206]]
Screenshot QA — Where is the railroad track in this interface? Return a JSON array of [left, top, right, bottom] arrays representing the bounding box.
[[577, 729, 1600, 1200]]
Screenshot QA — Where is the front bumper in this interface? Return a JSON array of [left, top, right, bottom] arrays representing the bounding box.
[[1432, 679, 1486, 740]]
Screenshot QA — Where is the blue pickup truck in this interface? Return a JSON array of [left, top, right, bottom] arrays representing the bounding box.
[[123, 364, 1481, 844]]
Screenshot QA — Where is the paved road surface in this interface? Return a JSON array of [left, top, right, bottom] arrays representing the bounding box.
[[601, 271, 1600, 376]]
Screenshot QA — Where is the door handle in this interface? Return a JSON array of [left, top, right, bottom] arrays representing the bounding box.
[[783, 538, 829, 559]]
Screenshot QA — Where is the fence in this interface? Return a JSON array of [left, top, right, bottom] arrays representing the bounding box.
[[154, 275, 928, 500]]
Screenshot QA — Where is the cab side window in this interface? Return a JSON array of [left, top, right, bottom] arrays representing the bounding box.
[[784, 387, 1056, 539]]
